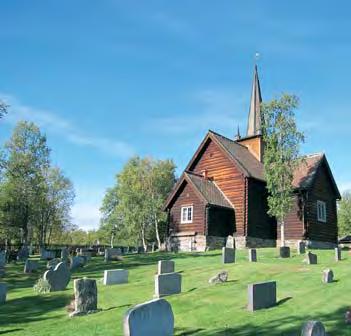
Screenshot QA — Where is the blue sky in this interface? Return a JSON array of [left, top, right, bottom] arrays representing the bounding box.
[[1, 1, 350, 230]]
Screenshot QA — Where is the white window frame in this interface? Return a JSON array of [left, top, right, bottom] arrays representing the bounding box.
[[317, 200, 327, 223], [181, 205, 193, 224]]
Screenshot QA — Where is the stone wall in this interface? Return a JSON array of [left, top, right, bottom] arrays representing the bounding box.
[[276, 239, 337, 249], [235, 236, 276, 249], [168, 234, 225, 252]]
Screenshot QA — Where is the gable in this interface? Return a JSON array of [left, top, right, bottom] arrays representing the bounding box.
[[311, 160, 340, 199]]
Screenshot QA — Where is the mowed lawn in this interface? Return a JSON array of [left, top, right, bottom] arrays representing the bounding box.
[[1, 248, 351, 335]]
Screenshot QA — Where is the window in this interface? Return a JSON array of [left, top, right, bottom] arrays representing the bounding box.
[[317, 200, 327, 223], [181, 206, 193, 223]]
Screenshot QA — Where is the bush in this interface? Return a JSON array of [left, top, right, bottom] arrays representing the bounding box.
[[33, 278, 51, 294]]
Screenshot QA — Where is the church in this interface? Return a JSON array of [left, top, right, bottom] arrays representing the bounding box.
[[164, 66, 341, 251]]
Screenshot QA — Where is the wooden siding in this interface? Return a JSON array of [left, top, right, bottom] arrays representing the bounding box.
[[237, 136, 263, 162], [168, 181, 206, 234], [207, 205, 235, 237], [247, 179, 277, 240], [305, 162, 338, 243], [189, 138, 246, 235]]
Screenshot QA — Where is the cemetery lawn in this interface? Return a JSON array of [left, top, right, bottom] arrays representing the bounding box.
[[1, 249, 351, 335]]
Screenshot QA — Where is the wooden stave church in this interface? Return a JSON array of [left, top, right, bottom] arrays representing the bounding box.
[[164, 66, 341, 251]]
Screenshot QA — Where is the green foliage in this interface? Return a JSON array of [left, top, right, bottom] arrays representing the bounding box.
[[33, 277, 51, 294], [338, 192, 351, 237], [0, 100, 8, 119], [100, 156, 176, 248], [261, 94, 304, 243]]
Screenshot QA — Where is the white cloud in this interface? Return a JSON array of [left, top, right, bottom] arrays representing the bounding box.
[[0, 93, 134, 158], [339, 181, 351, 193], [71, 203, 101, 231]]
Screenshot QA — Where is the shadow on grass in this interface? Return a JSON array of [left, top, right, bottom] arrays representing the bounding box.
[[0, 293, 71, 326], [176, 306, 350, 336], [0, 329, 24, 335]]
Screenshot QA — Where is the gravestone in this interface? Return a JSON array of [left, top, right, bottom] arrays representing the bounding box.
[[61, 248, 69, 262], [24, 260, 39, 273], [222, 247, 235, 264], [306, 252, 318, 265], [70, 256, 86, 270], [247, 281, 276, 311], [0, 251, 6, 277], [0, 283, 6, 304], [225, 235, 235, 248], [279, 246, 290, 258], [44, 262, 71, 291], [104, 248, 122, 262], [322, 269, 334, 283], [137, 246, 145, 254], [70, 278, 98, 317], [158, 260, 175, 274], [155, 273, 181, 298], [40, 248, 56, 260], [78, 249, 92, 261], [301, 320, 326, 336], [208, 271, 228, 284], [124, 298, 174, 336], [103, 269, 128, 285], [17, 245, 29, 261], [47, 258, 61, 270], [249, 249, 257, 262], [335, 247, 341, 261], [297, 241, 306, 255]]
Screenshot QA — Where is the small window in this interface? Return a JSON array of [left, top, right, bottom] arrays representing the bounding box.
[[181, 206, 193, 223], [317, 200, 326, 223]]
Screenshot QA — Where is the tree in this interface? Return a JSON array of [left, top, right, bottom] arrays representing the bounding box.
[[100, 156, 176, 249], [338, 192, 351, 237], [261, 94, 304, 247], [0, 100, 8, 119]]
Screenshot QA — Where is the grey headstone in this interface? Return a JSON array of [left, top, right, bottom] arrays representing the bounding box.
[[17, 245, 29, 261], [61, 248, 69, 261], [297, 241, 306, 255], [158, 260, 175, 274], [40, 248, 56, 260], [335, 247, 341, 261], [248, 281, 277, 311], [44, 261, 71, 291], [222, 247, 235, 264], [322, 269, 334, 283], [78, 250, 92, 261], [279, 246, 290, 258], [208, 271, 228, 284], [155, 273, 181, 298], [249, 249, 257, 262], [47, 258, 60, 270], [104, 248, 122, 262], [300, 320, 326, 336], [70, 256, 86, 271], [70, 278, 98, 317], [123, 298, 174, 336], [103, 269, 128, 285], [24, 260, 39, 273], [306, 252, 318, 265], [225, 235, 235, 248], [0, 283, 6, 304], [0, 251, 6, 267]]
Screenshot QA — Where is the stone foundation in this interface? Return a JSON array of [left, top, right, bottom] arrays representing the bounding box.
[[276, 239, 337, 250], [168, 233, 225, 252], [235, 236, 276, 249]]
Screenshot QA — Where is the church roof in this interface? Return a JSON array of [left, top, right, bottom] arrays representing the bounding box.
[[247, 64, 262, 136]]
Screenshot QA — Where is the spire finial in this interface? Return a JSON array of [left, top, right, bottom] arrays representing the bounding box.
[[235, 125, 241, 140]]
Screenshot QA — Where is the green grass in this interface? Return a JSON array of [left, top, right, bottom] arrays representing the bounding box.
[[1, 248, 351, 335]]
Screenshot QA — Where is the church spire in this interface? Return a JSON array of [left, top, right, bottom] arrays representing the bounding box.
[[247, 64, 262, 137]]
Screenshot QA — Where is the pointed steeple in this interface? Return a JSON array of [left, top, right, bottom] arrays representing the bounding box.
[[235, 125, 241, 140], [247, 64, 262, 137]]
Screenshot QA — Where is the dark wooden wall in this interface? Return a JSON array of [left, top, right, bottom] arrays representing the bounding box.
[[279, 195, 304, 240], [168, 181, 206, 234], [189, 138, 246, 235], [247, 179, 277, 240], [305, 162, 338, 243], [207, 205, 235, 237]]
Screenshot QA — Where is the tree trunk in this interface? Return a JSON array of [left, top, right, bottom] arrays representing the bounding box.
[[110, 232, 115, 248], [280, 220, 285, 247], [154, 215, 161, 249], [141, 224, 147, 251]]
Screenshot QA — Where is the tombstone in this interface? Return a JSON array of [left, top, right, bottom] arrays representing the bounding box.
[[47, 258, 61, 270], [137, 246, 145, 254], [297, 241, 306, 255], [208, 271, 228, 284], [249, 249, 257, 262], [103, 269, 128, 285], [104, 248, 122, 262], [279, 246, 290, 258], [0, 283, 6, 304], [225, 235, 235, 249], [70, 278, 98, 317], [322, 269, 334, 283], [40, 248, 55, 260], [17, 245, 29, 261], [0, 251, 6, 277], [78, 249, 92, 261], [247, 281, 277, 311], [61, 248, 69, 261], [306, 252, 318, 265], [44, 262, 71, 291], [24, 259, 39, 273], [222, 247, 235, 264], [158, 260, 175, 275], [300, 320, 326, 336], [70, 256, 86, 270], [124, 298, 174, 336], [155, 273, 181, 298], [335, 247, 341, 261]]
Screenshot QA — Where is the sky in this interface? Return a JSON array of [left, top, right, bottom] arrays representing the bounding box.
[[1, 1, 351, 230]]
